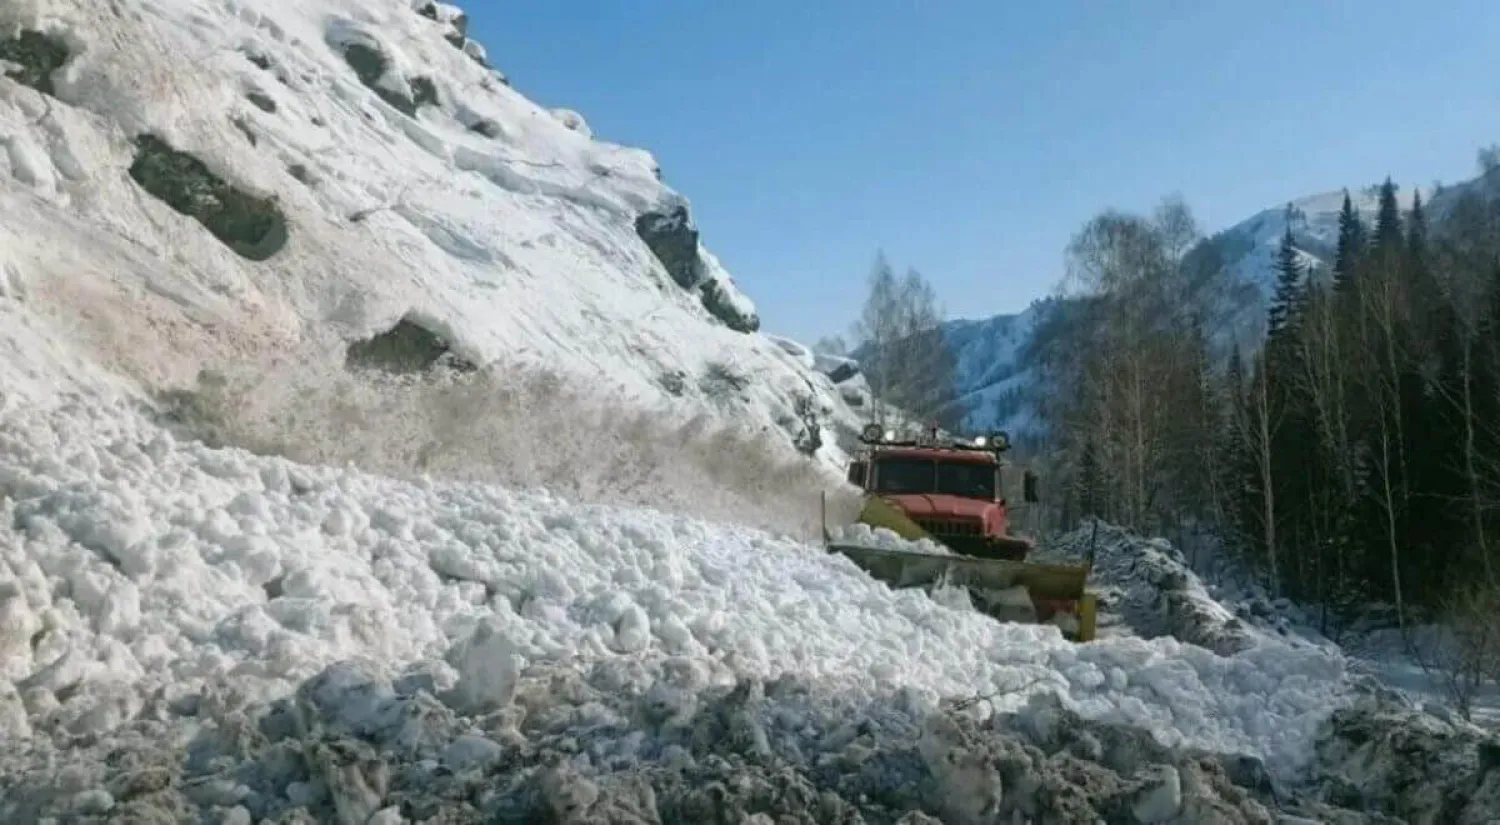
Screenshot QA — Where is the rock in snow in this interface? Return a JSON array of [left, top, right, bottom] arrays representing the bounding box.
[[0, 0, 1496, 822]]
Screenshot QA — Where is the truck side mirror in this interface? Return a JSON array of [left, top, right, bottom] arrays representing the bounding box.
[[847, 460, 868, 487], [1023, 470, 1039, 504]]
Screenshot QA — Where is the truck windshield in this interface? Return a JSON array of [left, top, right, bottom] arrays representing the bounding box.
[[873, 458, 996, 499]]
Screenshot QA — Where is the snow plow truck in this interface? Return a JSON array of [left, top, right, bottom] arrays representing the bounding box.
[[821, 423, 1098, 641]]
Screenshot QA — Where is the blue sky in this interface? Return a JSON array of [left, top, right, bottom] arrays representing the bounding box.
[[468, 1, 1500, 344]]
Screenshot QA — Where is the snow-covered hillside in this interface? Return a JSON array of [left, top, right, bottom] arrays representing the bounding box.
[[1205, 184, 1437, 351], [937, 300, 1048, 436], [0, 0, 861, 478]]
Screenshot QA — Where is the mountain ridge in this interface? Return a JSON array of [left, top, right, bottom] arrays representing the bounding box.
[[933, 179, 1458, 437]]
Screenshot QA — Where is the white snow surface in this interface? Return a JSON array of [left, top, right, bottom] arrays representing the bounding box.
[[940, 301, 1048, 436], [824, 522, 956, 557], [0, 0, 858, 471], [0, 395, 1360, 784], [0, 0, 1402, 802]]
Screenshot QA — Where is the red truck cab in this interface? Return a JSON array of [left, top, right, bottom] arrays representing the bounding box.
[[845, 425, 1038, 560]]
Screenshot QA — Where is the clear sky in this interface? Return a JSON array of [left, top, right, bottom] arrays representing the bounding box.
[[467, 1, 1500, 344]]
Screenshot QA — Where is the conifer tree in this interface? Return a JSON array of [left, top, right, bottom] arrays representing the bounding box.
[[1267, 214, 1315, 595], [1334, 190, 1366, 294], [1268, 214, 1304, 341], [1374, 177, 1404, 253], [1404, 188, 1443, 353], [1408, 190, 1428, 263], [1423, 280, 1472, 591], [1218, 347, 1253, 553]]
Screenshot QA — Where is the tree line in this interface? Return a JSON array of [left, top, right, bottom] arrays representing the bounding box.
[[1036, 152, 1500, 635]]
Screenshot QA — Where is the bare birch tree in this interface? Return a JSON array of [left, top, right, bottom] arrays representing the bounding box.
[[1354, 250, 1414, 628], [1037, 198, 1221, 535], [1230, 353, 1283, 593], [851, 253, 964, 432]]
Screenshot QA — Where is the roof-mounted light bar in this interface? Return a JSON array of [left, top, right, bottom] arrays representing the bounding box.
[[857, 423, 1010, 453]]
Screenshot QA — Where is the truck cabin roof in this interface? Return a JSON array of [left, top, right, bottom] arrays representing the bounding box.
[[867, 446, 998, 465]]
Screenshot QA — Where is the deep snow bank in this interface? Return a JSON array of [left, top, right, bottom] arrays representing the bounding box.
[[0, 397, 1357, 783], [1302, 691, 1500, 823], [1033, 521, 1334, 656]]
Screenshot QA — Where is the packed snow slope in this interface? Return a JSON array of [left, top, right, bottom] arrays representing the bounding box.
[[0, 0, 861, 481]]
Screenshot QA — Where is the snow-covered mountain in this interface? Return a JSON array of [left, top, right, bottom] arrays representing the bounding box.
[[1, 3, 1496, 820], [0, 0, 862, 475], [940, 298, 1050, 438], [947, 183, 1443, 437]]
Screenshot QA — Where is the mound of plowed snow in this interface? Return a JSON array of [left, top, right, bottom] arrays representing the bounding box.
[[824, 523, 955, 557], [2, 398, 1356, 783], [0, 659, 1397, 824], [1033, 522, 1335, 656]]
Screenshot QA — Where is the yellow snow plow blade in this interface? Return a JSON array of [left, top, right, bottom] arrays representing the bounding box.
[[822, 493, 1097, 642], [849, 493, 931, 541]]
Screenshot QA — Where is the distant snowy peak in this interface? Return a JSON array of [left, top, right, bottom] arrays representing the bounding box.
[[0, 0, 858, 468], [941, 182, 1447, 436], [1217, 184, 1437, 297]]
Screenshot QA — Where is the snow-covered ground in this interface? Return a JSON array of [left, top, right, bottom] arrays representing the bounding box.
[[1034, 522, 1338, 656], [0, 398, 1352, 768], [1040, 522, 1500, 717], [1115, 523, 1500, 731], [8, 394, 1493, 823], [1334, 617, 1500, 731], [1, 0, 1498, 820]]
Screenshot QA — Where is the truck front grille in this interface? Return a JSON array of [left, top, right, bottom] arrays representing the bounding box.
[[915, 519, 983, 537]]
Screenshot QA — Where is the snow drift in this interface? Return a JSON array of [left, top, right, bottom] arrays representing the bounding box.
[[0, 395, 1406, 823], [1034, 522, 1334, 656], [0, 398, 1355, 769]]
